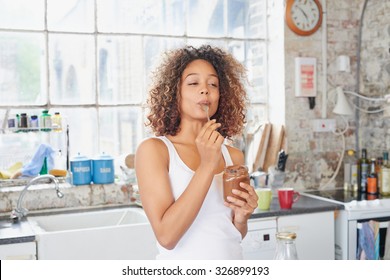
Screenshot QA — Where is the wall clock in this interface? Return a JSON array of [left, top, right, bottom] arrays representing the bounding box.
[[285, 0, 323, 36]]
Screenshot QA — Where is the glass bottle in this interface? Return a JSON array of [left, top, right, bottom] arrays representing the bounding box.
[[381, 152, 390, 196], [344, 149, 357, 192], [274, 232, 299, 260], [52, 112, 62, 132], [376, 156, 383, 194], [358, 148, 369, 193], [367, 158, 377, 195]]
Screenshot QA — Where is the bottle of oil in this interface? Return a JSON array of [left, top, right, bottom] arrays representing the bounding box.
[[381, 151, 390, 196], [358, 148, 369, 193]]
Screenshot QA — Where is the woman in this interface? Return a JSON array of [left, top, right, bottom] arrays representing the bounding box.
[[135, 45, 258, 260]]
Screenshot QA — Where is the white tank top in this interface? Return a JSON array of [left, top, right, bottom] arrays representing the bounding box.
[[154, 136, 243, 260]]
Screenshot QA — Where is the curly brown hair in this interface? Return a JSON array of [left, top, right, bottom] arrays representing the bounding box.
[[146, 45, 248, 139]]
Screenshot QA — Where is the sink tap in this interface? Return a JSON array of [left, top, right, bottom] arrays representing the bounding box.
[[11, 174, 64, 221]]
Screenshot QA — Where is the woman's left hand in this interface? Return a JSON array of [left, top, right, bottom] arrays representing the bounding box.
[[224, 182, 258, 224]]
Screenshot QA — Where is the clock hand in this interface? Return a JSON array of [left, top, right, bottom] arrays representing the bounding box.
[[297, 6, 309, 21]]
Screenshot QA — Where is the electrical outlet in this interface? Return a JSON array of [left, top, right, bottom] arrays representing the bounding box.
[[312, 119, 336, 132]]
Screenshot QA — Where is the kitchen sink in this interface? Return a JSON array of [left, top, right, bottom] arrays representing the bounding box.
[[27, 207, 158, 260], [28, 207, 148, 232]]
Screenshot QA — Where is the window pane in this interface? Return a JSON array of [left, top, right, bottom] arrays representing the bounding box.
[[99, 107, 143, 156], [246, 41, 267, 103], [0, 0, 44, 30], [143, 36, 185, 99], [227, 0, 266, 39], [47, 0, 94, 32], [187, 0, 225, 37], [0, 32, 47, 105], [98, 36, 144, 104], [98, 0, 185, 35], [60, 107, 98, 158], [49, 34, 96, 105], [187, 39, 227, 49]]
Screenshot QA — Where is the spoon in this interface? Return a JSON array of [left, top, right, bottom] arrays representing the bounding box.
[[202, 104, 210, 121]]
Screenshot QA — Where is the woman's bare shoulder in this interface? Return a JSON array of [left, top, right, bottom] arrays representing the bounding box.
[[225, 144, 245, 165]]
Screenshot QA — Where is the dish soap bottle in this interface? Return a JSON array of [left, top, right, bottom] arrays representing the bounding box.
[[274, 232, 299, 260]]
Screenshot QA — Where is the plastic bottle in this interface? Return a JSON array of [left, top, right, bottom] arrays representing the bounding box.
[[51, 112, 62, 132], [40, 110, 52, 132], [30, 115, 39, 130], [274, 232, 299, 260]]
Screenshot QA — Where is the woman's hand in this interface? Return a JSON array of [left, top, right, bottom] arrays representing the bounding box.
[[224, 182, 258, 229], [195, 119, 224, 172]]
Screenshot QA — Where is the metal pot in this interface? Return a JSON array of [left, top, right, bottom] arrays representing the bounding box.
[[92, 153, 115, 184], [70, 153, 92, 185]]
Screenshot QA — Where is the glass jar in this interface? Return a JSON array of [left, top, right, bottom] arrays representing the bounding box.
[[274, 232, 299, 260], [223, 165, 250, 202]]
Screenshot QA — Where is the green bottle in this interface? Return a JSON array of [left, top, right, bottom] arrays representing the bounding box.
[[40, 110, 52, 132], [358, 148, 369, 193]]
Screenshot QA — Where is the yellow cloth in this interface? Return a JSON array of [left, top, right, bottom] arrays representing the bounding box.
[[0, 162, 23, 179]]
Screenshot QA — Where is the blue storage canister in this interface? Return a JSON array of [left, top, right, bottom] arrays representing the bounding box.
[[70, 153, 92, 185], [92, 153, 115, 184]]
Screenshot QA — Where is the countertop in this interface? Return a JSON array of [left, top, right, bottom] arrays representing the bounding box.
[[0, 195, 342, 246], [251, 194, 342, 219]]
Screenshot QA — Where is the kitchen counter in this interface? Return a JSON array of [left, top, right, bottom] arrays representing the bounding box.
[[0, 219, 35, 245], [0, 196, 342, 246], [251, 194, 342, 219]]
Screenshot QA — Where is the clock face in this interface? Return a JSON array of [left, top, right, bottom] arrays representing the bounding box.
[[286, 0, 322, 36]]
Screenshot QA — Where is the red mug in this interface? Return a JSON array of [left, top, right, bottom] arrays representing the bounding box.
[[278, 188, 300, 209]]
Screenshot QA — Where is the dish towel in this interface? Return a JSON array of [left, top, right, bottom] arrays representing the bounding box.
[[357, 220, 380, 260], [384, 222, 390, 260], [21, 143, 54, 177]]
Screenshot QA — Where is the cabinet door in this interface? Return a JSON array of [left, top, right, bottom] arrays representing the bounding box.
[[277, 212, 335, 260], [0, 242, 37, 260]]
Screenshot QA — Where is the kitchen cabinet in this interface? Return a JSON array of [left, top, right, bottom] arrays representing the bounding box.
[[0, 242, 36, 260], [277, 211, 335, 260]]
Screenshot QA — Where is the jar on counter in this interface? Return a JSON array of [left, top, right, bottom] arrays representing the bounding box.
[[92, 153, 115, 184], [274, 232, 299, 260]]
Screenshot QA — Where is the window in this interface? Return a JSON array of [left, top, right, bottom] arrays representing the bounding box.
[[0, 0, 267, 171]]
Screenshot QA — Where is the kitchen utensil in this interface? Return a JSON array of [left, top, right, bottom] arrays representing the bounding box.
[[202, 104, 210, 121]]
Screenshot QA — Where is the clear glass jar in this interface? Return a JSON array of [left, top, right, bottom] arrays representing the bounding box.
[[223, 165, 250, 202], [274, 232, 299, 260]]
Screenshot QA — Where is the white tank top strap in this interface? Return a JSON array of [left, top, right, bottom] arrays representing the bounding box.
[[221, 144, 233, 166]]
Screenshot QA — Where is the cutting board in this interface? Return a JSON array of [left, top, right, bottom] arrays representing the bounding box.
[[252, 123, 271, 172], [263, 124, 285, 172]]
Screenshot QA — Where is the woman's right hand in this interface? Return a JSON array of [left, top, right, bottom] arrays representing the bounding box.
[[195, 119, 224, 172]]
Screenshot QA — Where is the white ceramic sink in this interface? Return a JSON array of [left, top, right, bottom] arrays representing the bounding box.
[[28, 207, 148, 232], [27, 207, 158, 260]]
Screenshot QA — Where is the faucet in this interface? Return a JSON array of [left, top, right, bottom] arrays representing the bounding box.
[[10, 174, 64, 221]]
